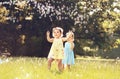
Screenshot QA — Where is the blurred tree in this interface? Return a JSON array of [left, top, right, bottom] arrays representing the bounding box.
[[0, 6, 9, 23], [0, 0, 120, 57], [75, 0, 120, 56]]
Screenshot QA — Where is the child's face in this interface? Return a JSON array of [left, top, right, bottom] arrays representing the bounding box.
[[67, 33, 74, 41], [53, 29, 61, 38]]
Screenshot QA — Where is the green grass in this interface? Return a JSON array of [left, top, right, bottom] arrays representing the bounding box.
[[0, 57, 120, 79]]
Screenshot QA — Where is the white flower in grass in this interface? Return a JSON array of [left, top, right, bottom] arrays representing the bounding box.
[[76, 74, 79, 77], [98, 65, 101, 70], [0, 59, 3, 64], [76, 74, 83, 78], [5, 59, 9, 62], [20, 66, 23, 70], [15, 77, 18, 79], [26, 73, 30, 77]]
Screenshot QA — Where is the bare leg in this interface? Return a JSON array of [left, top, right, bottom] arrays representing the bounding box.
[[62, 63, 64, 70], [48, 58, 54, 70], [67, 65, 70, 70], [57, 59, 62, 71]]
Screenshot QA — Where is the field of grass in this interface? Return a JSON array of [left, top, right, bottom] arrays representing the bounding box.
[[0, 57, 120, 79]]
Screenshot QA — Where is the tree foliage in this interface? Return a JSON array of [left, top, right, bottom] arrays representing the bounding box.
[[75, 0, 120, 55], [0, 0, 120, 56]]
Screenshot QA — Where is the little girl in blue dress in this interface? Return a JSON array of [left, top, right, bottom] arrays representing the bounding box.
[[62, 31, 75, 70]]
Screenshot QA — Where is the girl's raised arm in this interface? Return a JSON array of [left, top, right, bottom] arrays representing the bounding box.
[[46, 31, 54, 43], [62, 37, 68, 42]]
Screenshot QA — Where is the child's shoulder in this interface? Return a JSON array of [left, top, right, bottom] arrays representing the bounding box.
[[65, 42, 70, 44]]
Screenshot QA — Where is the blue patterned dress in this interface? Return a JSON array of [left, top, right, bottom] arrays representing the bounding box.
[[62, 42, 75, 65]]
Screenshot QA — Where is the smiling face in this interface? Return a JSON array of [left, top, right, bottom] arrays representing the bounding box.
[[52, 27, 63, 38], [53, 29, 62, 38]]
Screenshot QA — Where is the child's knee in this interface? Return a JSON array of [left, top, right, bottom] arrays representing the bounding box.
[[48, 58, 54, 63]]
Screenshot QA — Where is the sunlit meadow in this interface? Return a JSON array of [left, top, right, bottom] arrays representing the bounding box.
[[0, 57, 120, 79]]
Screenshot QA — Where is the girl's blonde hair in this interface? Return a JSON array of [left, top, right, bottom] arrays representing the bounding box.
[[66, 31, 74, 41], [52, 27, 63, 37]]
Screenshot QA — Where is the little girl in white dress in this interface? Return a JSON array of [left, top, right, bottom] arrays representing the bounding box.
[[46, 27, 67, 71]]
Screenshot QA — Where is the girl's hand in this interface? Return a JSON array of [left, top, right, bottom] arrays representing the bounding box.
[[46, 31, 53, 43], [46, 31, 50, 36]]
